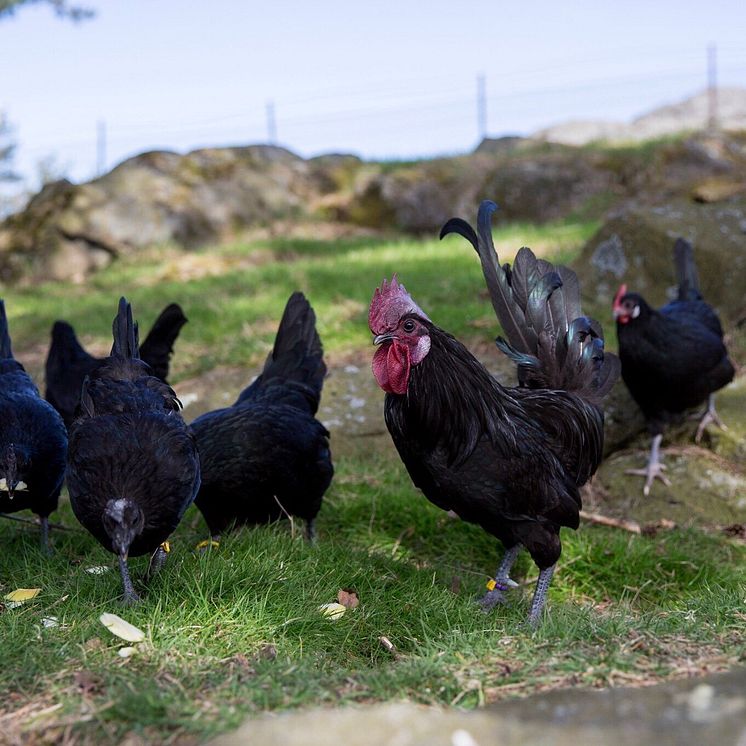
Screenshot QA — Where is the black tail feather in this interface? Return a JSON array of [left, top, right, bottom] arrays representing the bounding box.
[[441, 200, 619, 400], [674, 238, 702, 301], [441, 202, 536, 354], [235, 292, 326, 414], [49, 321, 94, 365], [139, 303, 187, 381], [110, 297, 140, 360], [0, 300, 12, 360]]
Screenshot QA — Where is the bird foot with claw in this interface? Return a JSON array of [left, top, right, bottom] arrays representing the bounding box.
[[478, 588, 508, 612], [477, 578, 517, 612], [122, 591, 141, 606], [625, 463, 671, 496], [695, 409, 727, 444]]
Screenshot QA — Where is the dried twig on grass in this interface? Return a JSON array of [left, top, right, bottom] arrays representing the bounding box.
[[580, 511, 678, 537], [379, 636, 401, 660], [580, 510, 641, 534]]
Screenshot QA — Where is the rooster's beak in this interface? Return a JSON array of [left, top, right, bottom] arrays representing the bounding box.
[[373, 333, 395, 345]]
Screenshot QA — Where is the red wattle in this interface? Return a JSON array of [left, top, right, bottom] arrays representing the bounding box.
[[372, 342, 411, 394]]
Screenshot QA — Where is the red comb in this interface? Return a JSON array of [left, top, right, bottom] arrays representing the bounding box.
[[612, 283, 627, 311], [369, 275, 430, 334]]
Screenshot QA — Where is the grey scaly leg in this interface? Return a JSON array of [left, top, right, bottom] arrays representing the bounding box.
[[527, 564, 555, 627], [625, 433, 670, 496], [39, 516, 51, 554], [306, 518, 317, 544], [695, 394, 727, 443], [118, 555, 140, 605], [478, 543, 522, 612]]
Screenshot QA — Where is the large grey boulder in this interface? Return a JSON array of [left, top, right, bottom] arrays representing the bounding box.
[[0, 145, 316, 283], [343, 149, 616, 232], [576, 196, 746, 326], [2, 133, 746, 284]]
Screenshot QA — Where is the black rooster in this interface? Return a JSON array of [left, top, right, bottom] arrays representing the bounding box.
[[45, 303, 187, 428], [191, 292, 333, 543], [0, 300, 67, 552], [613, 238, 735, 495], [66, 298, 200, 603], [369, 201, 619, 625]]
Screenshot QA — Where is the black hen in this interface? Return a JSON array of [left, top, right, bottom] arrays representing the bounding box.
[[66, 298, 200, 603], [369, 201, 619, 625], [0, 300, 67, 551], [613, 238, 735, 495], [45, 303, 187, 428], [191, 292, 333, 542]]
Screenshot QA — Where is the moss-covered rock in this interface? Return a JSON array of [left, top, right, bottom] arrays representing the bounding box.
[[0, 145, 319, 283], [3, 133, 746, 283], [588, 373, 746, 526], [575, 197, 746, 327]]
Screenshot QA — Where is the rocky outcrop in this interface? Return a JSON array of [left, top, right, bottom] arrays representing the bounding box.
[[0, 145, 318, 283], [575, 196, 746, 326], [2, 133, 746, 284]]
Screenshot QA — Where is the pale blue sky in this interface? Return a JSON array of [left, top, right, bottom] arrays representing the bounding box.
[[1, 0, 745, 189]]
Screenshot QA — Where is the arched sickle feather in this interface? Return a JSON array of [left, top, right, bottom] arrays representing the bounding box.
[[475, 201, 535, 354], [439, 218, 478, 248], [441, 201, 534, 354]]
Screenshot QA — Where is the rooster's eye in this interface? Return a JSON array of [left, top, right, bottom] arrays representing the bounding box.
[[402, 319, 416, 333]]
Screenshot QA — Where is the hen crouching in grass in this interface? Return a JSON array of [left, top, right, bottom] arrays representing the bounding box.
[[369, 201, 619, 626], [0, 300, 67, 553], [191, 292, 333, 544], [66, 298, 200, 604]]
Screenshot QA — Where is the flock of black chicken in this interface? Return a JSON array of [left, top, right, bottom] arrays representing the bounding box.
[[0, 200, 734, 624]]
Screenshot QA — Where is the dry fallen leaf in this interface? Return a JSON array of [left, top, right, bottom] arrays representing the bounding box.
[[318, 603, 347, 620], [337, 589, 359, 609], [5, 588, 41, 607], [99, 613, 145, 643], [254, 644, 277, 662], [74, 670, 103, 696], [118, 646, 137, 658]]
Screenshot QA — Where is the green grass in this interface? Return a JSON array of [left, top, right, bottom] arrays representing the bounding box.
[[3, 218, 598, 379], [1, 457, 744, 742], [1, 221, 744, 742]]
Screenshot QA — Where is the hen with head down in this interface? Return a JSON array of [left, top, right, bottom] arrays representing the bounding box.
[[66, 298, 200, 604]]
